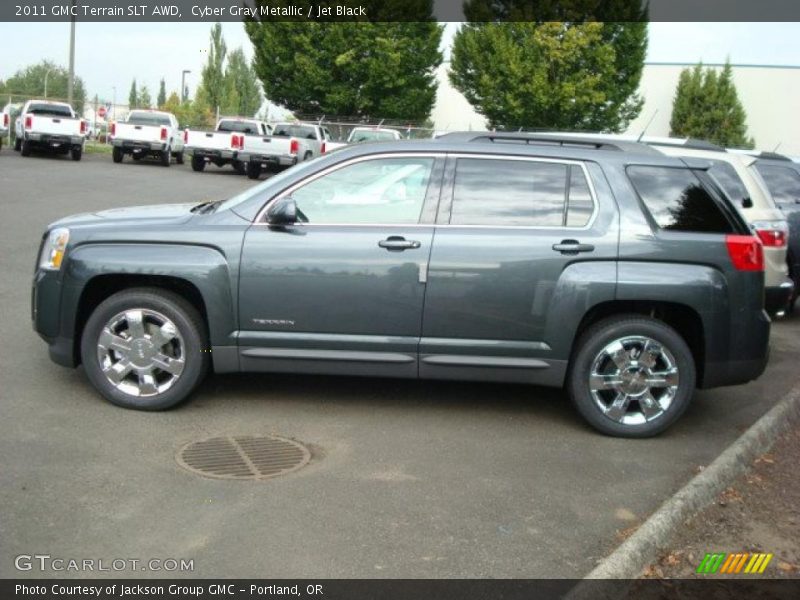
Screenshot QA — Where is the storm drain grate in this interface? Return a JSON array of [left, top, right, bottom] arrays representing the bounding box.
[[176, 435, 311, 480]]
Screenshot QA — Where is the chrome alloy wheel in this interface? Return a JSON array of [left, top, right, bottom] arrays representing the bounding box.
[[589, 336, 680, 425], [96, 309, 186, 397]]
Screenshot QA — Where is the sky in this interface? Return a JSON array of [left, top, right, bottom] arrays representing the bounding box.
[[0, 22, 799, 104]]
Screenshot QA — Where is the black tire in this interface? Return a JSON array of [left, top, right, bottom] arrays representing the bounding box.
[[191, 155, 206, 172], [567, 315, 696, 438], [174, 150, 185, 165], [246, 161, 262, 180], [71, 146, 82, 161], [112, 147, 124, 163], [160, 149, 171, 167], [14, 137, 21, 151], [21, 140, 32, 156], [80, 288, 209, 411], [233, 160, 246, 175]]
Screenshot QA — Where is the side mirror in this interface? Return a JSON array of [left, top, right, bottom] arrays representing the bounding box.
[[267, 197, 298, 225], [742, 197, 753, 209]]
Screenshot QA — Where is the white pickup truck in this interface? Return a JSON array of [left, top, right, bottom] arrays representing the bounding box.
[[347, 126, 404, 143], [14, 100, 85, 160], [110, 109, 184, 167], [184, 118, 273, 174], [238, 122, 334, 179]]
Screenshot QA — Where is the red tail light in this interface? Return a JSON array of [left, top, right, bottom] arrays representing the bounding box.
[[24, 114, 33, 129], [726, 235, 764, 272], [289, 139, 299, 154], [80, 120, 86, 134], [110, 122, 116, 137], [232, 134, 244, 150], [320, 142, 326, 154], [752, 221, 788, 248], [3, 113, 8, 127], [183, 129, 188, 144], [160, 126, 167, 141]]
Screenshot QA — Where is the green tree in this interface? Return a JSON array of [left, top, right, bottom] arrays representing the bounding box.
[[157, 78, 167, 108], [199, 23, 227, 112], [670, 61, 754, 148], [450, 21, 647, 131], [139, 85, 152, 109], [128, 79, 138, 109], [245, 11, 443, 120], [222, 48, 262, 117], [2, 60, 87, 112]]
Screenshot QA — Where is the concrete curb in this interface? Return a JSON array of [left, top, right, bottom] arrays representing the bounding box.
[[567, 383, 800, 597]]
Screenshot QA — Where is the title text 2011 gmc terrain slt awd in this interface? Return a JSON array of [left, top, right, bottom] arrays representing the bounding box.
[[32, 133, 770, 437]]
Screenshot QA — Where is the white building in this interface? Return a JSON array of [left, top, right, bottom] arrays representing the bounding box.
[[431, 62, 800, 155]]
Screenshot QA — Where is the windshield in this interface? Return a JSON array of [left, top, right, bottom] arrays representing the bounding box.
[[127, 112, 171, 126], [27, 103, 72, 117], [755, 164, 800, 204], [273, 124, 316, 139], [218, 120, 262, 134], [349, 129, 400, 143]]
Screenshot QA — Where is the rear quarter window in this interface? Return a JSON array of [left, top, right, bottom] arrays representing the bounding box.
[[755, 164, 800, 204], [627, 166, 735, 234]]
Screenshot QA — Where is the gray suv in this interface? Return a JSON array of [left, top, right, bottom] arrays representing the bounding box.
[[32, 133, 770, 437]]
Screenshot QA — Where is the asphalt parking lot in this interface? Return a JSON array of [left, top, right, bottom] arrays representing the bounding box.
[[1, 149, 799, 579]]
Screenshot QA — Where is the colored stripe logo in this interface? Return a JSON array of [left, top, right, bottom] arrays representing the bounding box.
[[696, 552, 773, 574]]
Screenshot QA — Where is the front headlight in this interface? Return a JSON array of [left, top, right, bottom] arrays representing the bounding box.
[[39, 227, 70, 270]]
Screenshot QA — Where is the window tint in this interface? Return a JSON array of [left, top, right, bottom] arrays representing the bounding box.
[[627, 166, 734, 234], [708, 161, 749, 206], [127, 112, 171, 126], [288, 157, 434, 224], [273, 124, 316, 139], [217, 120, 261, 134], [451, 159, 575, 227], [350, 129, 401, 143], [27, 103, 72, 117], [755, 164, 800, 204]]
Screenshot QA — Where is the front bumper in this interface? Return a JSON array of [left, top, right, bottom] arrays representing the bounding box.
[[765, 279, 794, 316], [32, 268, 77, 368]]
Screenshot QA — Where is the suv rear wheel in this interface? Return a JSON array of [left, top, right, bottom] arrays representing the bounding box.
[[80, 288, 209, 410], [567, 315, 696, 438]]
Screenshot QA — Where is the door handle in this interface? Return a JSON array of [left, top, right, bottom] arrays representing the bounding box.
[[378, 236, 421, 251], [552, 239, 595, 255]]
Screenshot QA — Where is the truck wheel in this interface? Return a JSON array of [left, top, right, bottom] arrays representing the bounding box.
[[80, 288, 209, 411], [191, 155, 205, 172], [303, 151, 313, 161], [21, 140, 32, 156], [71, 146, 82, 161], [174, 151, 185, 165], [14, 137, 21, 151], [160, 149, 171, 167], [233, 160, 246, 175], [112, 147, 124, 163], [567, 315, 695, 438], [246, 161, 262, 180]]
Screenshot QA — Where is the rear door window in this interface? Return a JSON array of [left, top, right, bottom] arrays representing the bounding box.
[[450, 158, 594, 227], [708, 161, 749, 207], [627, 166, 735, 234]]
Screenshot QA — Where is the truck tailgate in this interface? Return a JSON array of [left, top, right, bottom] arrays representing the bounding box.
[[185, 130, 235, 150], [30, 116, 82, 136], [115, 123, 163, 143]]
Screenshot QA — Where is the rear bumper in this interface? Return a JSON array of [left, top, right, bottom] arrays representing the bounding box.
[[765, 279, 794, 316], [701, 308, 770, 389], [240, 152, 297, 167], [190, 148, 237, 161], [26, 132, 83, 147], [113, 139, 166, 152]]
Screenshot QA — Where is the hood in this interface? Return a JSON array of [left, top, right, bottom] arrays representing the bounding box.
[[51, 202, 197, 228]]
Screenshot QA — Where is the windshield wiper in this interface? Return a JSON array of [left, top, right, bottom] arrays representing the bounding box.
[[190, 200, 222, 214]]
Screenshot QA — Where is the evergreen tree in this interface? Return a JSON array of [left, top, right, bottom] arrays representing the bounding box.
[[139, 85, 152, 109], [199, 23, 227, 113], [222, 48, 262, 117], [157, 78, 167, 108], [128, 79, 138, 109]]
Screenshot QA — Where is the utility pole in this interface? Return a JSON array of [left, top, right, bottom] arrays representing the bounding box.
[[67, 0, 76, 105], [181, 70, 191, 102]]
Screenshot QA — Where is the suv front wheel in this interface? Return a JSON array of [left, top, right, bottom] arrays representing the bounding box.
[[80, 288, 209, 410], [567, 316, 696, 438]]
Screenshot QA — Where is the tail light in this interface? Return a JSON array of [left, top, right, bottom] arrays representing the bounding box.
[[726, 235, 764, 272], [320, 142, 326, 154], [752, 220, 788, 247], [183, 129, 188, 144], [24, 114, 33, 129], [289, 139, 299, 154], [3, 113, 8, 127], [109, 122, 116, 137], [232, 134, 244, 150], [80, 120, 86, 134], [160, 126, 167, 141]]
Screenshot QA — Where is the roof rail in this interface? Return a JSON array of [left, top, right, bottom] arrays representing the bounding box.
[[757, 151, 792, 161], [644, 137, 726, 152], [435, 131, 659, 154]]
